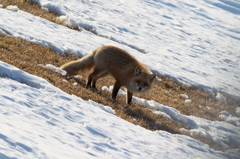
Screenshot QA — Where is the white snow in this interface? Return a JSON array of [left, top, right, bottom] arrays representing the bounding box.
[[6, 5, 19, 12], [180, 94, 192, 103], [74, 75, 82, 79], [236, 107, 240, 116], [153, 110, 174, 121], [185, 99, 192, 103], [38, 64, 67, 76], [1, 0, 240, 158], [72, 82, 78, 86], [216, 92, 227, 104], [219, 111, 240, 127], [180, 94, 189, 99]]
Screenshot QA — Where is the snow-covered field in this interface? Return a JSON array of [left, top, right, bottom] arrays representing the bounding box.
[[0, 0, 240, 158]]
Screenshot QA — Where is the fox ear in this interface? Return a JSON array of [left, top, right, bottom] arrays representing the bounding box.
[[134, 67, 141, 76], [150, 74, 156, 82]]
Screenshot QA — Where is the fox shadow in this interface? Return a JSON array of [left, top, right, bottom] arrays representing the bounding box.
[[72, 77, 179, 134]]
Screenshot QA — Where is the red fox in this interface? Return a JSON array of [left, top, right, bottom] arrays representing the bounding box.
[[60, 46, 156, 104]]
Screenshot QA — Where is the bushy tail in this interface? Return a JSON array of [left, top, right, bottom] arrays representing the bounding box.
[[60, 52, 95, 75]]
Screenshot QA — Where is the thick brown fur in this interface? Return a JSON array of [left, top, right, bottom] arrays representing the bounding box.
[[60, 46, 156, 104]]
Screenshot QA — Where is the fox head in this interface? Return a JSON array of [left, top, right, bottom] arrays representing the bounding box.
[[128, 67, 156, 93]]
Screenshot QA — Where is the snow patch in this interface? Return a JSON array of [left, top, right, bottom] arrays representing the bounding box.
[[219, 111, 240, 127], [74, 75, 82, 79], [56, 16, 148, 54], [181, 115, 240, 152], [216, 92, 227, 104], [181, 94, 189, 99], [72, 82, 78, 86], [38, 64, 67, 76], [0, 61, 47, 89], [0, 28, 7, 35], [185, 99, 192, 103], [6, 5, 19, 12], [155, 122, 162, 126], [236, 107, 240, 117], [153, 110, 174, 121]]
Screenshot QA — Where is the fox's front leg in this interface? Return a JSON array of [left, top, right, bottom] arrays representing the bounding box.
[[126, 90, 133, 104], [112, 81, 121, 100]]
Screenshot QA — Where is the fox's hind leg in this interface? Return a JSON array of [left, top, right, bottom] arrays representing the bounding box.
[[87, 69, 108, 89], [91, 71, 109, 89], [87, 69, 100, 88]]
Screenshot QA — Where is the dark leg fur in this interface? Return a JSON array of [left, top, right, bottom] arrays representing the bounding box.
[[87, 69, 100, 88], [91, 72, 109, 89], [86, 76, 92, 88], [126, 90, 133, 104], [112, 81, 121, 100]]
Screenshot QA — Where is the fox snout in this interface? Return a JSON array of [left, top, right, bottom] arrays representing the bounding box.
[[135, 84, 149, 93], [138, 87, 142, 91], [126, 67, 156, 94]]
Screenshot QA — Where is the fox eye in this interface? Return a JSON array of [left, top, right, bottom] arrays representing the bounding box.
[[144, 83, 148, 87], [136, 80, 141, 84]]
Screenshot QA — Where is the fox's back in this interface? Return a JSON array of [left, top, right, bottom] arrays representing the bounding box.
[[95, 46, 137, 65], [94, 46, 145, 74]]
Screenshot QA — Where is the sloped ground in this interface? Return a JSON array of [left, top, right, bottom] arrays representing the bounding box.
[[0, 33, 239, 151], [0, 0, 239, 151]]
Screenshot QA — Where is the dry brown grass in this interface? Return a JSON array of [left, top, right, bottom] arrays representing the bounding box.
[[1, 0, 239, 151]]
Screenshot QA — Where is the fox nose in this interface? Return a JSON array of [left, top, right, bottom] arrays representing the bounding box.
[[138, 87, 142, 91]]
